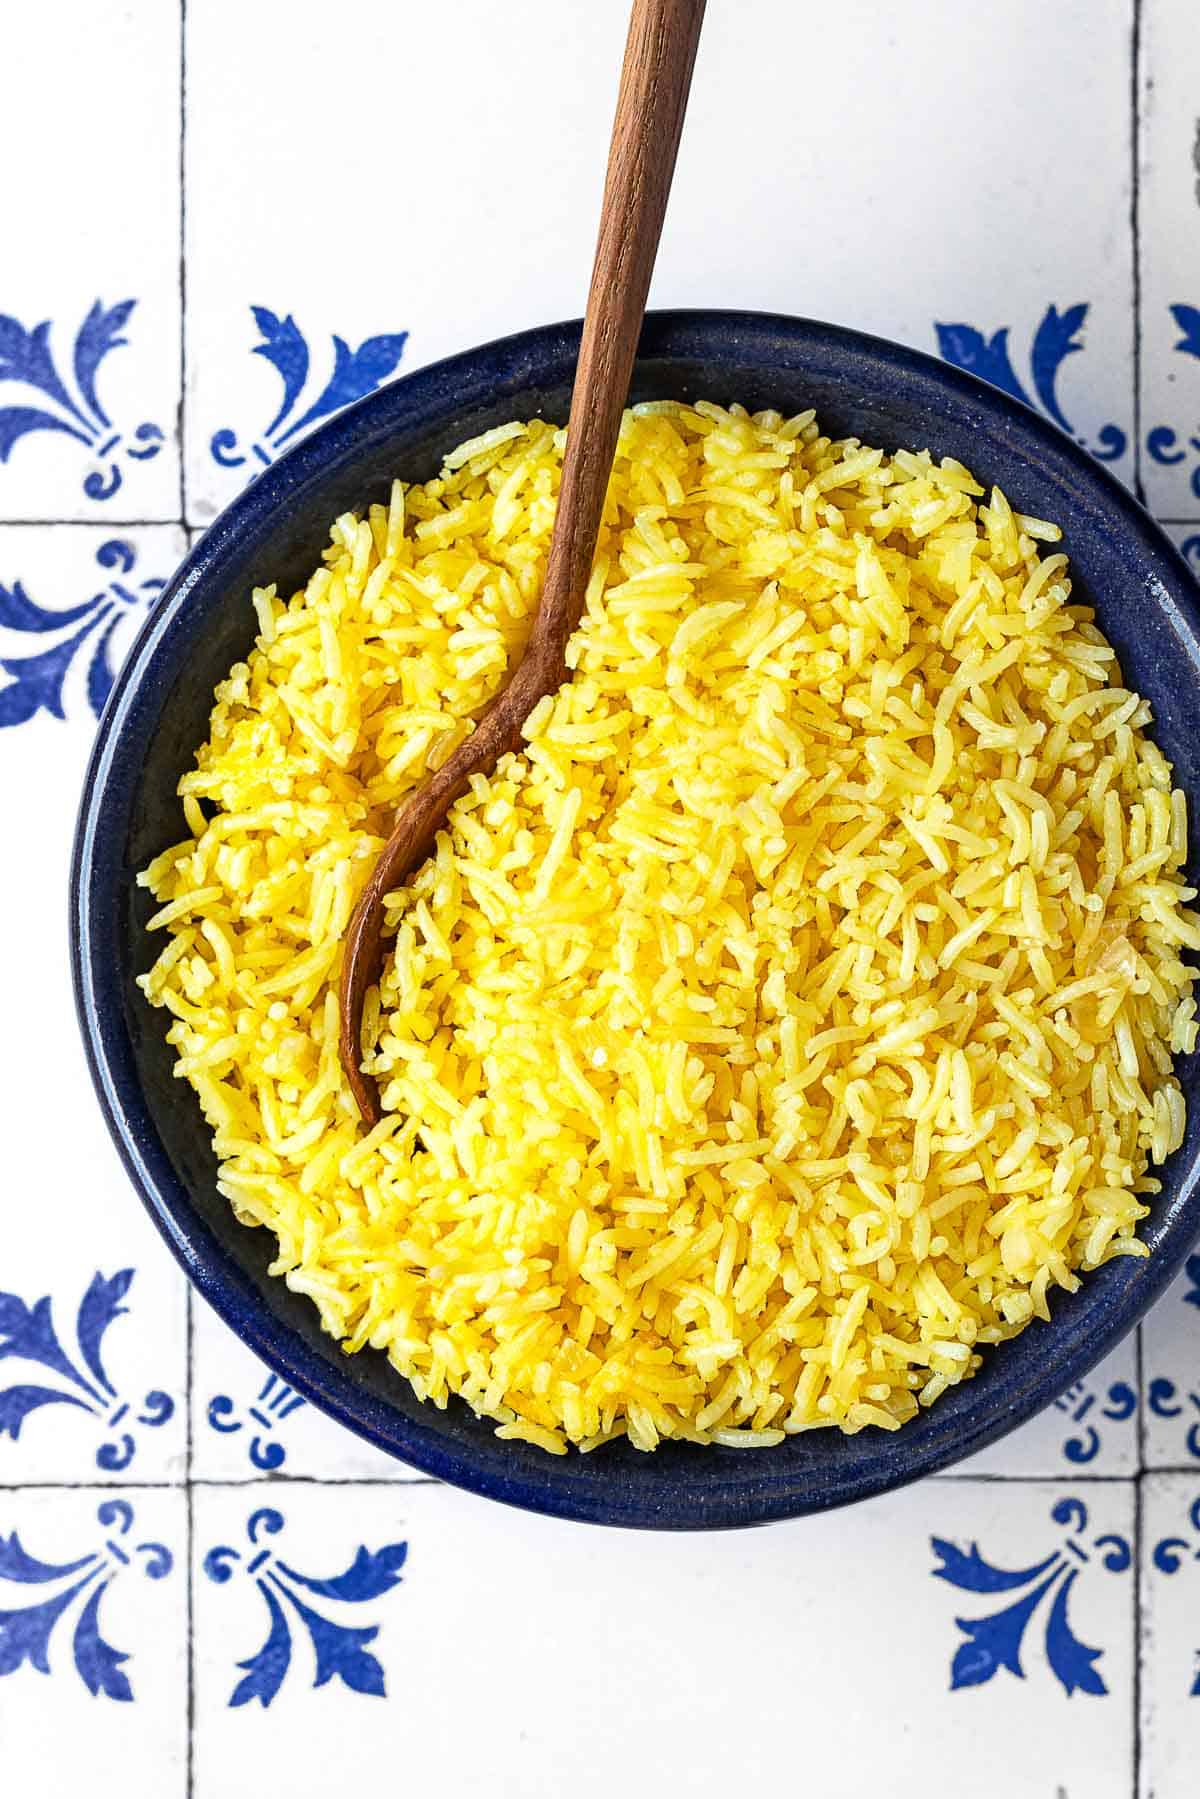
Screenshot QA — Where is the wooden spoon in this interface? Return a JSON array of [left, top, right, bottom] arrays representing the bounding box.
[[339, 0, 707, 1124]]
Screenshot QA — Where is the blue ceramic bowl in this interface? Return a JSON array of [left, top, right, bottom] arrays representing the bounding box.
[[72, 311, 1200, 1529]]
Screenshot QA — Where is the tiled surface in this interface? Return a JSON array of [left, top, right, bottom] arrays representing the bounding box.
[[1, 0, 1199, 1792], [0, 1488, 188, 1787], [1143, 1474, 1200, 1793], [1, 2, 181, 520], [190, 1308, 401, 1483], [190, 1480, 1135, 1799]]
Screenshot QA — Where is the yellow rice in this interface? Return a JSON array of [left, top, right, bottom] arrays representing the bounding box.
[[139, 401, 1200, 1453]]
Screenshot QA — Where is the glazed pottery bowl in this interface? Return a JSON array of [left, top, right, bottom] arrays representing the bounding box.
[[72, 310, 1200, 1528]]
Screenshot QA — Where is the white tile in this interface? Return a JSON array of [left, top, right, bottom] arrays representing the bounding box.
[[184, 0, 1134, 523], [954, 1336, 1140, 1478], [0, 1487, 186, 1794], [192, 1478, 1133, 1798], [0, 526, 189, 1483], [191, 1306, 410, 1482], [1139, 0, 1200, 517], [0, 3, 180, 521], [1142, 1259, 1200, 1472], [1140, 1474, 1200, 1797]]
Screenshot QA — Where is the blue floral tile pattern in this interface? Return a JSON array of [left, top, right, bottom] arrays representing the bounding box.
[[208, 307, 408, 473], [1147, 1374, 1200, 1463], [0, 1500, 172, 1702], [205, 1374, 305, 1473], [191, 1312, 404, 1481], [955, 1345, 1139, 1479], [1146, 305, 1200, 500], [1151, 1496, 1200, 1696], [934, 303, 1127, 461], [1143, 1254, 1200, 1473], [0, 537, 164, 727], [202, 1508, 407, 1707], [0, 302, 164, 501], [932, 1498, 1131, 1695], [0, 1271, 175, 1471], [1052, 1378, 1138, 1467]]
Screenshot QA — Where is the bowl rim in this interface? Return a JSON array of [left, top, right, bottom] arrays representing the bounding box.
[[71, 307, 1200, 1528]]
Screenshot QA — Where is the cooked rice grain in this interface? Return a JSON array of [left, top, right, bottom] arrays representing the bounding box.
[[140, 402, 1199, 1452]]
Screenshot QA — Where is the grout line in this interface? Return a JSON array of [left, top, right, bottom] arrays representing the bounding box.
[[0, 518, 184, 529], [0, 1481, 179, 1492], [1134, 1321, 1146, 1797], [0, 1476, 441, 1491], [931, 1471, 1136, 1485], [1131, 0, 1146, 506], [180, 10, 193, 1755], [185, 1477, 195, 1799], [1133, 1464, 1145, 1799], [185, 1298, 195, 1481], [184, 1278, 195, 1793], [187, 1475, 443, 1489], [178, 0, 188, 524], [185, 1294, 195, 1484]]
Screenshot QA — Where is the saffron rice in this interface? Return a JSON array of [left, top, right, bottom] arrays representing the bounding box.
[[139, 402, 1199, 1452]]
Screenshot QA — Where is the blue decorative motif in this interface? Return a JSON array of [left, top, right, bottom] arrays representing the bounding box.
[[1184, 1252, 1200, 1308], [206, 1373, 305, 1471], [1151, 1496, 1200, 1695], [203, 1508, 407, 1707], [1146, 306, 1200, 497], [1145, 1256, 1200, 1459], [0, 1500, 172, 1701], [1051, 1377, 1137, 1465], [209, 307, 408, 472], [1148, 1372, 1200, 1462], [0, 302, 164, 499], [934, 303, 1127, 461], [1169, 302, 1200, 361], [0, 538, 165, 728], [932, 1498, 1130, 1696], [0, 1270, 174, 1469]]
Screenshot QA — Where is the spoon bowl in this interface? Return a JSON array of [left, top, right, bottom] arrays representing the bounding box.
[[73, 309, 1200, 1528]]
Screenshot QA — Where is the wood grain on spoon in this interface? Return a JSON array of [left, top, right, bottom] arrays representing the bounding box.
[[339, 0, 706, 1125]]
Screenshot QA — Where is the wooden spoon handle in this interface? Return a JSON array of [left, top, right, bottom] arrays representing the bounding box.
[[532, 0, 707, 685], [339, 0, 706, 1124]]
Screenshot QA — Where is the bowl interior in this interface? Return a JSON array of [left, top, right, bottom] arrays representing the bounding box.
[[75, 312, 1200, 1527]]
